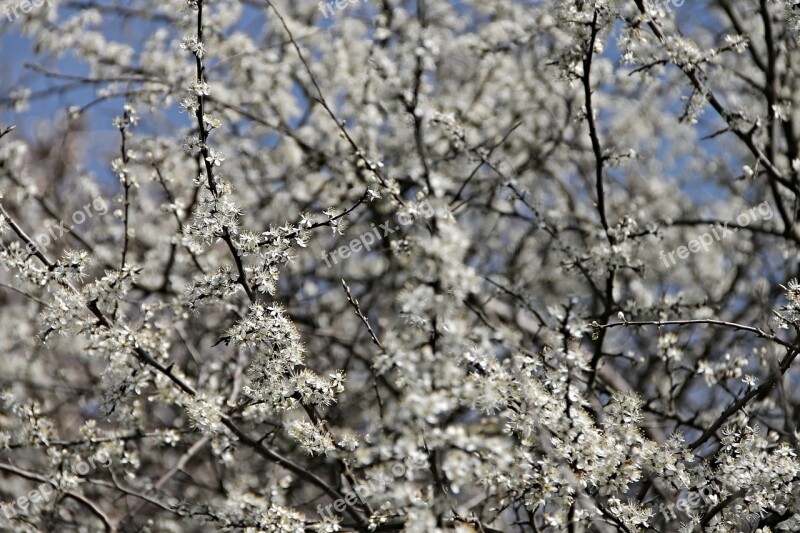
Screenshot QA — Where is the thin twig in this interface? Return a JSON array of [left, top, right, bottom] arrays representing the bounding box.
[[341, 279, 382, 350], [342, 279, 385, 422], [0, 125, 15, 140]]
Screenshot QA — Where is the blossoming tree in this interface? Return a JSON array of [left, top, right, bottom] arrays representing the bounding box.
[[1, 0, 800, 531]]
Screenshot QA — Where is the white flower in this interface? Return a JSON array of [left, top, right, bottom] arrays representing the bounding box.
[[205, 148, 224, 166], [190, 80, 210, 96], [203, 113, 221, 129], [299, 212, 313, 228], [180, 35, 204, 58]]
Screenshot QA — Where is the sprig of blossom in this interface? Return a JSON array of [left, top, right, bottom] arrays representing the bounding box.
[[185, 394, 225, 436], [180, 34, 205, 58], [287, 420, 335, 456]]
